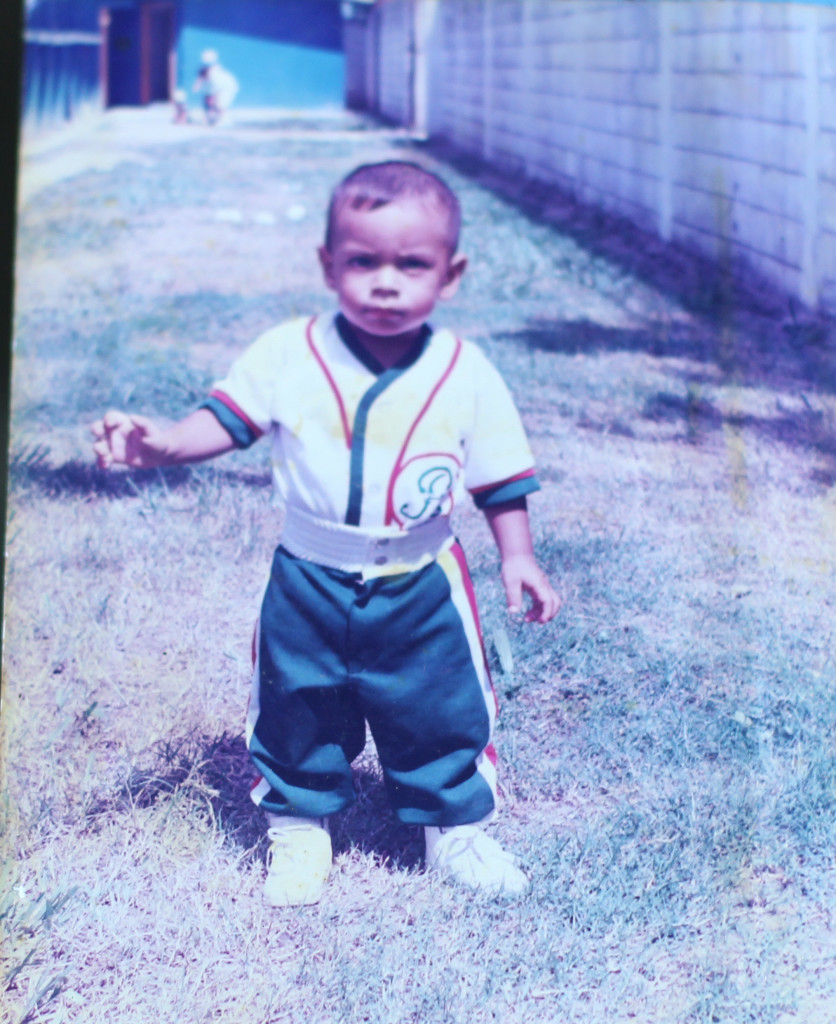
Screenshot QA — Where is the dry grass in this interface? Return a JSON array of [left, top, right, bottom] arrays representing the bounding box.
[[3, 107, 836, 1024]]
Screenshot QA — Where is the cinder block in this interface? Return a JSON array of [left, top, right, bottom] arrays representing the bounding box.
[[575, 95, 659, 142], [573, 128, 662, 178], [672, 71, 805, 125], [818, 128, 836, 182], [577, 37, 660, 74], [672, 2, 796, 35], [608, 1, 660, 42], [579, 69, 659, 106], [818, 180, 836, 234], [673, 149, 805, 222], [819, 83, 836, 131], [492, 0, 524, 28], [577, 152, 661, 209], [674, 25, 806, 76], [673, 182, 803, 268], [673, 111, 806, 175]]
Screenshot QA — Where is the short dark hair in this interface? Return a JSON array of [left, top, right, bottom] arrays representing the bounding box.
[[325, 161, 461, 251]]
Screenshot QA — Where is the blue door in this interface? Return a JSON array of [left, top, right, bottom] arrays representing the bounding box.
[[105, 8, 141, 106]]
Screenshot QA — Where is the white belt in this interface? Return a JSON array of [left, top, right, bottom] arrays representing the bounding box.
[[280, 505, 454, 576]]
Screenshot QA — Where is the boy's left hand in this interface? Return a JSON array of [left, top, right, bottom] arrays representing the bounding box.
[[501, 554, 562, 624]]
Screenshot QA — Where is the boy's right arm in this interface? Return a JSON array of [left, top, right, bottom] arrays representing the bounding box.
[[91, 408, 237, 470]]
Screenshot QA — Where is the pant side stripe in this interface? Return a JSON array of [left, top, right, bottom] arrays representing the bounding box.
[[435, 545, 499, 805]]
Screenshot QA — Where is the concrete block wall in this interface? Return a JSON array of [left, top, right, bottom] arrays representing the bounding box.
[[429, 2, 487, 154], [815, 11, 836, 309], [376, 0, 413, 124], [360, 0, 836, 314], [662, 2, 835, 310]]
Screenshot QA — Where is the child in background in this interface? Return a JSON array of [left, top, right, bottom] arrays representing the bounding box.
[[192, 49, 239, 125], [92, 162, 561, 907], [172, 88, 189, 124]]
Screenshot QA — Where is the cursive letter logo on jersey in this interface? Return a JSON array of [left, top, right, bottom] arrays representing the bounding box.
[[392, 453, 461, 527]]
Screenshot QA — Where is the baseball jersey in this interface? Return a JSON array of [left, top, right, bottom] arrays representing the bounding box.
[[202, 312, 539, 530]]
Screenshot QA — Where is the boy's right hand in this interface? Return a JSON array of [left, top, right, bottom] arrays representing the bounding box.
[[91, 411, 169, 470]]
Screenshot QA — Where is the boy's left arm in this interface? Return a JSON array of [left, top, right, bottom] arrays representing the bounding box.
[[483, 497, 562, 624]]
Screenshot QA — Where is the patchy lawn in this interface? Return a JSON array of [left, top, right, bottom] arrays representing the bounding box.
[[3, 107, 836, 1024]]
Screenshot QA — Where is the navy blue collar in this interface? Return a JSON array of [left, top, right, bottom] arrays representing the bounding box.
[[335, 313, 432, 377]]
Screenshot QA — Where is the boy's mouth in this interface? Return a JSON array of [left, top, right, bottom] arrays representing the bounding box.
[[364, 306, 404, 320]]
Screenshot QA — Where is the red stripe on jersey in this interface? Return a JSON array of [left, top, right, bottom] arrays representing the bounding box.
[[209, 389, 264, 439], [384, 336, 462, 525], [306, 317, 352, 449], [469, 468, 536, 495], [449, 540, 499, 717]]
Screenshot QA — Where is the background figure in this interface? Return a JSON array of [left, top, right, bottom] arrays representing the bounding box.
[[172, 88, 189, 124], [192, 49, 239, 125]]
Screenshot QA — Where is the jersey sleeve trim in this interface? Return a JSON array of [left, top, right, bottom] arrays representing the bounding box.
[[470, 469, 540, 509], [201, 391, 263, 449]]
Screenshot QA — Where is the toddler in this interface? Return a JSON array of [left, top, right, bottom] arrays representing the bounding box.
[[92, 162, 561, 906]]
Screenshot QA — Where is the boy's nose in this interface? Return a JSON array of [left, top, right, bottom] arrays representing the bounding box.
[[372, 264, 399, 292]]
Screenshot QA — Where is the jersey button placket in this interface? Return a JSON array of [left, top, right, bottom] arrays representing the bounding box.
[[372, 538, 389, 566]]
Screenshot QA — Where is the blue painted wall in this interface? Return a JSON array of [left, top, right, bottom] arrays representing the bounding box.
[[177, 0, 345, 108]]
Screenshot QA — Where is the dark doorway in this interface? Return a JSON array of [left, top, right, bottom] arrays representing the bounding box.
[[102, 7, 141, 106], [101, 3, 174, 107]]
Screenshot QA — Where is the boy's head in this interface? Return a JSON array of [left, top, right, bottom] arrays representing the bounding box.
[[324, 161, 461, 253], [319, 162, 466, 348]]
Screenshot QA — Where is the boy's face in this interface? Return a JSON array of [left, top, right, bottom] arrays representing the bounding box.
[[319, 196, 466, 347]]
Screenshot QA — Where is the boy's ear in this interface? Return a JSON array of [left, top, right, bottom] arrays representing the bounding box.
[[440, 253, 467, 300], [318, 246, 335, 289]]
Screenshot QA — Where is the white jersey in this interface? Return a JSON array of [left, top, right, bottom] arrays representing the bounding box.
[[204, 312, 539, 531], [200, 64, 239, 108]]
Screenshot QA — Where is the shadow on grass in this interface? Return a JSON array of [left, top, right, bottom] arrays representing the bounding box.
[[578, 385, 836, 483], [496, 316, 836, 397], [638, 392, 836, 476], [500, 318, 836, 477], [645, 392, 834, 452], [104, 731, 424, 873], [499, 319, 710, 362], [8, 454, 272, 499]]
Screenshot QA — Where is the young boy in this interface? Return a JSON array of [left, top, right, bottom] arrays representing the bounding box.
[[92, 162, 561, 906]]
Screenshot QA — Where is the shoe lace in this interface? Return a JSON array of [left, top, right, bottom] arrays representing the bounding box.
[[433, 826, 517, 869], [266, 821, 325, 864], [443, 831, 491, 865]]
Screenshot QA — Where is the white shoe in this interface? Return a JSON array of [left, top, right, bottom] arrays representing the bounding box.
[[425, 824, 529, 896], [264, 817, 332, 907]]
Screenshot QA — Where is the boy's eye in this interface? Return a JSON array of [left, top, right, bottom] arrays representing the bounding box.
[[400, 257, 432, 271], [348, 255, 375, 269]]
